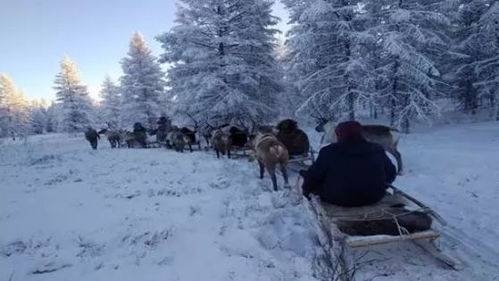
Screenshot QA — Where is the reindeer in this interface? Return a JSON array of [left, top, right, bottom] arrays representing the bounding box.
[[153, 116, 173, 145], [85, 127, 100, 150], [180, 127, 201, 151], [316, 120, 403, 174], [122, 131, 138, 148], [165, 127, 193, 153], [250, 127, 290, 191], [211, 129, 232, 159], [198, 123, 215, 148], [98, 128, 122, 148], [276, 119, 310, 157], [168, 130, 187, 152]]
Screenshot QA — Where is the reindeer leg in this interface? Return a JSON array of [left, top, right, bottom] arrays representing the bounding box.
[[265, 164, 278, 191], [227, 148, 231, 159], [270, 172, 278, 191], [216, 149, 220, 159], [189, 143, 193, 152], [389, 148, 403, 174], [281, 163, 290, 188], [258, 160, 265, 179]]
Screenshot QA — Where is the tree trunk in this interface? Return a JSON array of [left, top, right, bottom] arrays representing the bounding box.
[[348, 94, 355, 120], [390, 59, 400, 127], [344, 29, 355, 121], [402, 117, 410, 134], [390, 99, 396, 127]]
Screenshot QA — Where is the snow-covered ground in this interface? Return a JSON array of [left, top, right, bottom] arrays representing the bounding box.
[[1, 122, 499, 281]]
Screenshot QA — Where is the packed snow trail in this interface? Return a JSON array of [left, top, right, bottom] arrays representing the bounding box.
[[1, 122, 499, 281]]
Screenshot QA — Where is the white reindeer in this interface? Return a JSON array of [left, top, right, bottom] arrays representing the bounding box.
[[316, 121, 403, 174]]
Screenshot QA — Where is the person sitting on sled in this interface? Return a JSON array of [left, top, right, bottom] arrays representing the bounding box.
[[300, 121, 397, 207]]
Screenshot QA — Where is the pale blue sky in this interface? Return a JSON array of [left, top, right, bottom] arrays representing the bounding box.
[[0, 0, 289, 101]]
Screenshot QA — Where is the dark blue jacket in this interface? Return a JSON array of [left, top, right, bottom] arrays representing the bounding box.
[[302, 139, 396, 207]]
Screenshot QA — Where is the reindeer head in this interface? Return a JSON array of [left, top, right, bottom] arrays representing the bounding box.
[[277, 119, 298, 134], [311, 111, 333, 133], [315, 119, 328, 133]]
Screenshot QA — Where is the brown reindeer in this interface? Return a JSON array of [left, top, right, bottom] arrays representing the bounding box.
[[316, 121, 403, 174], [276, 119, 310, 157], [211, 129, 232, 159], [166, 128, 188, 152], [251, 129, 290, 191]]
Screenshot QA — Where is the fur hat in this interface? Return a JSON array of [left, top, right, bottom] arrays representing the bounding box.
[[335, 121, 363, 142]]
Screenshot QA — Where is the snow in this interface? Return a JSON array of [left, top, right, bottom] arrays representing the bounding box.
[[1, 122, 499, 280], [0, 134, 321, 281]]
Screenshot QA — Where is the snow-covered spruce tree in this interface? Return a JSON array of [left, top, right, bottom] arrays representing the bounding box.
[[120, 33, 165, 129], [157, 0, 283, 126], [474, 1, 499, 119], [369, 0, 451, 133], [0, 74, 11, 136], [283, 0, 377, 121], [30, 99, 48, 134], [276, 39, 302, 118], [53, 57, 94, 133], [45, 101, 61, 133], [99, 76, 122, 128], [453, 0, 499, 118], [0, 74, 31, 138], [452, 0, 496, 115]]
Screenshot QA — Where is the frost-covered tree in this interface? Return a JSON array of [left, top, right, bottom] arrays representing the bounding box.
[[453, 0, 499, 117], [54, 57, 94, 133], [157, 0, 283, 126], [452, 0, 491, 114], [276, 39, 302, 118], [283, 0, 378, 121], [284, 0, 452, 131], [369, 0, 451, 132], [45, 101, 61, 133], [0, 75, 11, 136], [0, 74, 31, 138], [120, 33, 165, 129], [474, 1, 499, 119], [99, 76, 121, 128], [30, 99, 48, 134]]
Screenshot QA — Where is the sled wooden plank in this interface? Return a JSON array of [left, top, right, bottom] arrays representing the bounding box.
[[388, 184, 448, 226], [346, 230, 440, 248]]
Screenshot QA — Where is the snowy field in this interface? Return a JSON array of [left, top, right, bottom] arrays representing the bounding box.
[[1, 122, 499, 281]]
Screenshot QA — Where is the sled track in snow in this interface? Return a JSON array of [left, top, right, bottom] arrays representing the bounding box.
[[442, 226, 499, 269]]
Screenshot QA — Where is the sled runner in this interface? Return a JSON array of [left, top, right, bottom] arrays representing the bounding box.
[[295, 178, 463, 281]]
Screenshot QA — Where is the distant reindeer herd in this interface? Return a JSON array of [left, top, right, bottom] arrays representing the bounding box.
[[91, 117, 403, 190]]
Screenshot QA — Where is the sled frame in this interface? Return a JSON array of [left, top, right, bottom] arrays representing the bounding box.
[[294, 177, 463, 281]]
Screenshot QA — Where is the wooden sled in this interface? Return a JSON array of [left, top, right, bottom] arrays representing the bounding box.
[[295, 179, 463, 281]]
